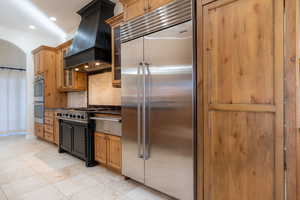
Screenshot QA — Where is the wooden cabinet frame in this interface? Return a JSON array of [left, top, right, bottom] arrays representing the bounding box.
[[197, 0, 286, 199], [285, 0, 300, 200], [106, 13, 124, 88], [56, 40, 87, 92], [95, 132, 122, 172]]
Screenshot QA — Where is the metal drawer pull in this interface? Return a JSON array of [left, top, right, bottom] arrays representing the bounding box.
[[90, 117, 121, 122]]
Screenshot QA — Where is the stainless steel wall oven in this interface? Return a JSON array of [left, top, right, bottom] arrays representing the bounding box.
[[34, 75, 44, 124]]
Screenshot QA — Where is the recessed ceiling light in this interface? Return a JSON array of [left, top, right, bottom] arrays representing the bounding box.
[[84, 65, 89, 69], [75, 68, 79, 71], [95, 62, 100, 66], [50, 17, 57, 22], [29, 25, 36, 30]]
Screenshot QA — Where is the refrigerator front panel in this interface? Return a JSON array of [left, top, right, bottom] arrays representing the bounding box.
[[121, 37, 145, 183], [144, 21, 194, 200]]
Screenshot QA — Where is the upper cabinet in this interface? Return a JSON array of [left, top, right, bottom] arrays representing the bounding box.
[[106, 13, 124, 88], [120, 0, 146, 21], [32, 46, 67, 108], [33, 46, 54, 75], [56, 40, 87, 92], [148, 0, 174, 12], [120, 0, 174, 21]]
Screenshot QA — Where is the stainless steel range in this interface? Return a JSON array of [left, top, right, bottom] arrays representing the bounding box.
[[56, 106, 121, 167], [56, 107, 121, 122]]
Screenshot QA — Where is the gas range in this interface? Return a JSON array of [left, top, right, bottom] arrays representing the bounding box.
[[56, 106, 121, 123]]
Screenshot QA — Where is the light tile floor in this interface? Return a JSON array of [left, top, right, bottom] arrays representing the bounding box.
[[0, 135, 174, 200]]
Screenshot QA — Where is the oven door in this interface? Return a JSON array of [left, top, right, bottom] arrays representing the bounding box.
[[34, 76, 44, 102], [34, 102, 44, 124]]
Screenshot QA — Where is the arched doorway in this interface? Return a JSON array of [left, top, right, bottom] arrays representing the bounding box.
[[0, 39, 27, 136]]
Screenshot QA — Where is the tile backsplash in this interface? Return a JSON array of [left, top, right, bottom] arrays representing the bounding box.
[[88, 72, 121, 106], [67, 91, 87, 108], [67, 72, 121, 107]]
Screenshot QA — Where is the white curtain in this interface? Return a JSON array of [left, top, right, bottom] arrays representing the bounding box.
[[0, 68, 26, 135]]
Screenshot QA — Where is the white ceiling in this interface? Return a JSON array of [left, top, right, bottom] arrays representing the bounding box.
[[0, 0, 119, 40]]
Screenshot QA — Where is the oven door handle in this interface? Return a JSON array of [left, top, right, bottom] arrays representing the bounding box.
[[90, 117, 121, 122]]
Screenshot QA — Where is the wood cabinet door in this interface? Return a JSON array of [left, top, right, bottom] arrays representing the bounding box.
[[34, 53, 39, 75], [124, 0, 147, 21], [107, 135, 122, 171], [35, 123, 44, 138], [200, 0, 284, 200], [39, 51, 46, 74], [95, 133, 107, 165], [148, 0, 173, 11]]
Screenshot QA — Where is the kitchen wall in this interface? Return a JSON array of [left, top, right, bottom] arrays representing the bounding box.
[[0, 39, 26, 69], [0, 25, 63, 137]]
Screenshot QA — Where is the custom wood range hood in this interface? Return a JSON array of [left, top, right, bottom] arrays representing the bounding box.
[[64, 0, 115, 72]]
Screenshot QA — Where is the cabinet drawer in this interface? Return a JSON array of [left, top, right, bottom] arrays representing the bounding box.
[[44, 124, 54, 133], [44, 117, 54, 125], [44, 131, 54, 142], [45, 111, 54, 118]]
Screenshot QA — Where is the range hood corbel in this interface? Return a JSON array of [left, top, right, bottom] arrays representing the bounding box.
[[64, 0, 115, 71]]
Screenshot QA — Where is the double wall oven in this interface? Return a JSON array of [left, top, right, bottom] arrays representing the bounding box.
[[34, 75, 44, 124]]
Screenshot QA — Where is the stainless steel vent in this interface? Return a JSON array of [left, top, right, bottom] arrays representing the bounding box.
[[120, 0, 192, 43]]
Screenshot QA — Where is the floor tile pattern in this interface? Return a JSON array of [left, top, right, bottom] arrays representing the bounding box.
[[0, 135, 174, 200]]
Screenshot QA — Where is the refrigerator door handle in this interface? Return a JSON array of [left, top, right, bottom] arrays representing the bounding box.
[[137, 62, 143, 159], [143, 62, 151, 160]]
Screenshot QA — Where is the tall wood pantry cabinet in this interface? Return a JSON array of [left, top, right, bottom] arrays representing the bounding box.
[[197, 0, 285, 200]]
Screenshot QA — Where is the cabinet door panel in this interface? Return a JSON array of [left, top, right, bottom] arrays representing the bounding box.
[[61, 122, 73, 152], [124, 0, 146, 21], [201, 0, 285, 200], [95, 133, 107, 165], [35, 123, 44, 138], [73, 125, 87, 159], [107, 135, 122, 171], [148, 0, 173, 11]]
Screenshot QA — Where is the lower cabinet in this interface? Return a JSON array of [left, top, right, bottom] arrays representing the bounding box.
[[35, 123, 44, 138], [95, 132, 122, 172], [59, 120, 96, 167], [95, 132, 107, 164], [37, 109, 57, 145]]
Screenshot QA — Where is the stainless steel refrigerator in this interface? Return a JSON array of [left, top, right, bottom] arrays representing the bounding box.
[[121, 1, 194, 199]]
